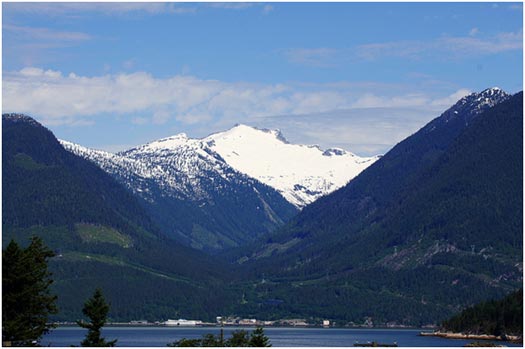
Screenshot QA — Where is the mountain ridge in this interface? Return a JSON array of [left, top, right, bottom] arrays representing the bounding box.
[[61, 123, 378, 251], [2, 113, 239, 321], [64, 123, 379, 208], [226, 88, 522, 326], [61, 131, 298, 251]]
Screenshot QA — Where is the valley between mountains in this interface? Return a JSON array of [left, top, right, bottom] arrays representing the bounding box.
[[60, 123, 378, 251], [2, 87, 522, 326]]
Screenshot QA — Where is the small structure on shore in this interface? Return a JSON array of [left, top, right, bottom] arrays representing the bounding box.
[[164, 319, 202, 326], [354, 341, 398, 347]]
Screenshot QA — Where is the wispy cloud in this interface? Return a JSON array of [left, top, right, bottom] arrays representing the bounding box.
[[285, 29, 523, 67], [208, 3, 254, 10], [357, 29, 523, 60], [3, 68, 348, 125], [3, 24, 91, 42], [3, 24, 93, 66], [207, 2, 275, 14], [3, 2, 196, 16], [4, 2, 275, 18], [3, 67, 479, 155], [262, 5, 274, 15], [250, 107, 439, 156], [469, 27, 480, 36], [284, 48, 340, 67], [3, 67, 470, 128]]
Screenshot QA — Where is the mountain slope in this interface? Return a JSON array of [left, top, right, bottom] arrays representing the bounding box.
[[233, 89, 522, 325], [61, 124, 377, 252], [61, 134, 298, 252], [2, 114, 239, 321]]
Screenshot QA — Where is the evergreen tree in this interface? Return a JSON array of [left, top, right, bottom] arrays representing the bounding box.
[[249, 327, 271, 347], [441, 289, 523, 337], [77, 288, 117, 347], [226, 330, 250, 347], [2, 237, 58, 346], [169, 327, 271, 347]]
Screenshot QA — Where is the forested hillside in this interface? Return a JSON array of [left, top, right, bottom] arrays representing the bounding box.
[[441, 289, 522, 337], [61, 131, 299, 253], [2, 114, 239, 321], [229, 90, 522, 325]]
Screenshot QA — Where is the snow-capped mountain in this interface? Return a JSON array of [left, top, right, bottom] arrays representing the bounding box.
[[61, 135, 299, 251], [63, 125, 379, 208], [206, 125, 379, 207], [61, 125, 378, 249], [426, 87, 511, 132]]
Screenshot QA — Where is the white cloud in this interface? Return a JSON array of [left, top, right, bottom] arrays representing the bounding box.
[[3, 67, 477, 155], [430, 89, 472, 108], [469, 27, 479, 36], [4, 69, 353, 124], [251, 107, 438, 156]]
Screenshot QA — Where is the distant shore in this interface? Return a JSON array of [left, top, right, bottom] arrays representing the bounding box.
[[419, 331, 522, 343]]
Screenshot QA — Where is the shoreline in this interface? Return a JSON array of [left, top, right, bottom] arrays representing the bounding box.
[[51, 322, 430, 330], [419, 331, 522, 343]]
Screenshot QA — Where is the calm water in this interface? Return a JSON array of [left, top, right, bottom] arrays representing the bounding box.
[[41, 326, 521, 347]]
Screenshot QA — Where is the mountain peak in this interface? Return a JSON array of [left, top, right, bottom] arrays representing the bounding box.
[[437, 87, 511, 126], [322, 148, 349, 157], [142, 133, 189, 150], [459, 87, 510, 109], [207, 125, 379, 207], [480, 86, 503, 94], [216, 124, 289, 144], [2, 113, 41, 127]]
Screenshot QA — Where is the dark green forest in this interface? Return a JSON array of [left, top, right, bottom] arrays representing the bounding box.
[[2, 114, 240, 322], [441, 289, 522, 337], [228, 92, 523, 325]]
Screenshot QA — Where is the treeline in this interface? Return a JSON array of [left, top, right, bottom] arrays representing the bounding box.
[[2, 236, 272, 347], [3, 236, 118, 347], [169, 327, 271, 347], [441, 289, 522, 337]]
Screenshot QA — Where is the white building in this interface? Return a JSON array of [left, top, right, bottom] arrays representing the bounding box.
[[164, 319, 202, 326]]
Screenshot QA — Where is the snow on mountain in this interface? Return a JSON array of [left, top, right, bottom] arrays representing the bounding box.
[[206, 124, 380, 207], [61, 135, 300, 250], [61, 136, 249, 203], [430, 87, 511, 128], [60, 140, 160, 199], [61, 125, 379, 209]]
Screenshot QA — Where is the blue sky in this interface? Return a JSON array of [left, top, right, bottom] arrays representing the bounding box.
[[2, 2, 523, 155]]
